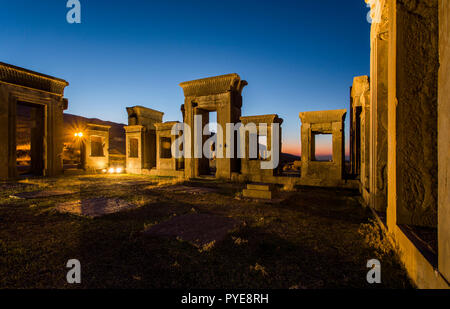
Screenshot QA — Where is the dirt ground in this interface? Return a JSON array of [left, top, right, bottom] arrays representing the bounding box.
[[0, 174, 413, 288]]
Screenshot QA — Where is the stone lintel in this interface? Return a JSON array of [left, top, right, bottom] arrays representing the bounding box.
[[87, 123, 111, 132], [124, 125, 146, 133], [0, 62, 69, 95], [126, 106, 164, 122], [351, 75, 370, 101], [154, 121, 180, 131], [299, 109, 347, 124], [179, 73, 247, 97], [240, 114, 283, 125]]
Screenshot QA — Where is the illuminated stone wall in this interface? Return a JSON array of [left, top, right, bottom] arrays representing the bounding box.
[[299, 109, 347, 182], [83, 123, 110, 171], [0, 62, 68, 179], [438, 0, 450, 283]]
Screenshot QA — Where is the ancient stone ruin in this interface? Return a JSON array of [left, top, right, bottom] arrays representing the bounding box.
[[82, 123, 110, 172], [0, 0, 449, 290], [0, 62, 69, 179], [299, 109, 347, 186], [179, 73, 247, 179], [124, 106, 163, 174]]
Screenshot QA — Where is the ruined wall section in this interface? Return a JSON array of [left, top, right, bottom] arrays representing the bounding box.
[[396, 0, 438, 227], [438, 0, 450, 283]]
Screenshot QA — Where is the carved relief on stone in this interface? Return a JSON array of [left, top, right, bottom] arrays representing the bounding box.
[[0, 62, 68, 95], [179, 73, 247, 98]]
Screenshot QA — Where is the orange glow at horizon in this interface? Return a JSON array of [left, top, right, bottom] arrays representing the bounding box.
[[282, 142, 350, 157]]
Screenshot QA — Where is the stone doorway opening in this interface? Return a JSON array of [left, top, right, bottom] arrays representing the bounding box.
[[202, 111, 217, 177], [313, 133, 332, 162], [179, 73, 246, 179], [16, 101, 45, 177]]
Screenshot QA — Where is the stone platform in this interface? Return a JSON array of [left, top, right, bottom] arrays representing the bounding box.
[[242, 183, 273, 200]]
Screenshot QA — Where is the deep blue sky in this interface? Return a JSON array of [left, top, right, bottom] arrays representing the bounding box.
[[0, 0, 371, 155]]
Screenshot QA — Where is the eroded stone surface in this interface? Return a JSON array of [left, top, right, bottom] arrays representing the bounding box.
[[394, 0, 438, 227], [438, 0, 450, 283]]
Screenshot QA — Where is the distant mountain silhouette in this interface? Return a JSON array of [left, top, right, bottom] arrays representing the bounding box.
[[63, 113, 126, 155], [62, 114, 304, 163], [280, 152, 301, 163]]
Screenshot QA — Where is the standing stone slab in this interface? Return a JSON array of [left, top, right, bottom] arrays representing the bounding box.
[[243, 183, 273, 199], [438, 0, 450, 283]]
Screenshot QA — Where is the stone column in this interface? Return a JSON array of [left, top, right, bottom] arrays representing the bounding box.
[[183, 98, 196, 179], [350, 94, 361, 176], [216, 93, 242, 179], [360, 92, 371, 198], [0, 86, 15, 179], [332, 120, 345, 180], [351, 76, 370, 202], [300, 121, 311, 177], [124, 125, 145, 174], [369, 3, 389, 213], [438, 0, 450, 282], [387, 0, 438, 227]]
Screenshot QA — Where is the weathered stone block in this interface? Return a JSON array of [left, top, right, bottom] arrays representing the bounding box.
[[438, 0, 450, 283], [247, 183, 271, 191], [242, 188, 272, 200]]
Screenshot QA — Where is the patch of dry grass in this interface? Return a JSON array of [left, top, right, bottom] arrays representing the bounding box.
[[250, 263, 268, 276], [358, 219, 396, 259], [0, 175, 413, 289]]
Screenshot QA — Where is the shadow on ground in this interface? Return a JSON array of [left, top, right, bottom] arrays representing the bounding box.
[[0, 175, 413, 288]]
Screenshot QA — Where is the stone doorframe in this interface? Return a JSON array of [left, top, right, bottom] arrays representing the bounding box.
[[124, 106, 163, 173], [154, 121, 183, 171], [0, 62, 69, 179], [179, 73, 247, 179], [299, 109, 347, 181], [82, 123, 110, 171], [240, 114, 283, 178], [350, 76, 371, 202]]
